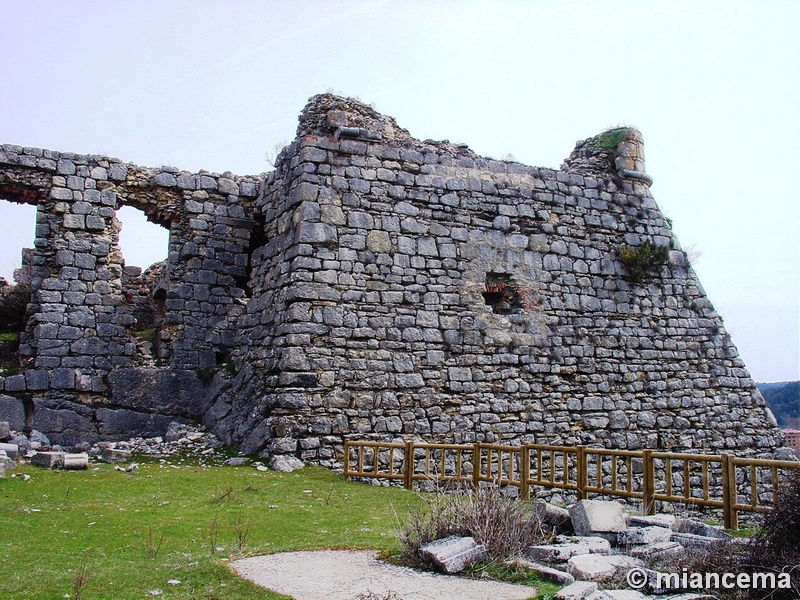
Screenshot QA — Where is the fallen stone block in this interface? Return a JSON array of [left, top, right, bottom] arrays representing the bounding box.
[[63, 453, 89, 470], [567, 554, 643, 582], [268, 455, 304, 472], [675, 518, 731, 540], [618, 526, 673, 546], [593, 590, 649, 600], [534, 499, 573, 531], [101, 447, 132, 463], [670, 532, 727, 551], [0, 450, 15, 471], [555, 580, 598, 600], [626, 514, 676, 530], [508, 558, 575, 585], [526, 536, 611, 562], [419, 536, 486, 574], [30, 451, 65, 468], [628, 540, 684, 561], [0, 442, 19, 459], [569, 500, 627, 538]]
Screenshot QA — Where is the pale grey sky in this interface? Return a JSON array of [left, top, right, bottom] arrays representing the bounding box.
[[1, 1, 798, 382]]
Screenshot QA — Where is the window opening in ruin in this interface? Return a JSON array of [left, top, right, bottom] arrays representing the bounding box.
[[117, 206, 170, 365], [0, 200, 36, 377], [117, 206, 169, 271], [483, 273, 522, 315]]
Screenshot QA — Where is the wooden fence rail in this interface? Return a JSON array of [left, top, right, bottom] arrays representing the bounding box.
[[343, 440, 800, 530]]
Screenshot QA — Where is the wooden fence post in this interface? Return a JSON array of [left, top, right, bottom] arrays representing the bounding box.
[[403, 440, 414, 490], [642, 449, 655, 515], [577, 445, 587, 500], [343, 440, 351, 480], [521, 445, 531, 500], [472, 442, 481, 489], [722, 453, 738, 530]]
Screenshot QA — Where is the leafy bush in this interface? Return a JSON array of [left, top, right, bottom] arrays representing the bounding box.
[[595, 128, 630, 150]]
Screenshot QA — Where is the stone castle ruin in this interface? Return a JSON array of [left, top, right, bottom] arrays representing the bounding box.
[[0, 94, 782, 463]]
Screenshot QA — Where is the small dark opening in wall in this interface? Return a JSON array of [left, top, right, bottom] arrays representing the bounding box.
[[482, 273, 521, 315]]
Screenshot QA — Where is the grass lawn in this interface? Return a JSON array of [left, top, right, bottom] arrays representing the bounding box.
[[0, 457, 422, 599]]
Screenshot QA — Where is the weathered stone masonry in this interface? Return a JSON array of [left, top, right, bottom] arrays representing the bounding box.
[[0, 94, 783, 463]]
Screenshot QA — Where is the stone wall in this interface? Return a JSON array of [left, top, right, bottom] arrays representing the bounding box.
[[0, 94, 783, 462]]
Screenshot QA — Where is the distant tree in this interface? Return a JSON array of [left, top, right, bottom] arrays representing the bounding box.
[[760, 382, 800, 427]]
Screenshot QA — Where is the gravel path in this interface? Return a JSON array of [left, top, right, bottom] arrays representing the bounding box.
[[230, 550, 538, 600]]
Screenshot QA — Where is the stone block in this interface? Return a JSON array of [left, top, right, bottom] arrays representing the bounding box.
[[96, 408, 175, 440], [555, 581, 598, 600], [670, 532, 727, 551], [674, 518, 731, 540], [569, 500, 627, 537], [62, 453, 89, 470], [268, 455, 304, 472], [419, 536, 486, 574], [107, 368, 208, 420], [628, 540, 684, 561], [0, 421, 9, 441], [626, 514, 676, 530], [0, 452, 15, 471], [526, 536, 611, 563], [509, 559, 574, 585], [533, 499, 573, 531], [566, 554, 642, 582], [101, 448, 132, 463], [617, 526, 672, 546], [0, 442, 19, 459], [31, 451, 65, 468]]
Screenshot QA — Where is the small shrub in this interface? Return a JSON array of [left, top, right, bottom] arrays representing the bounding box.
[[659, 473, 800, 599], [619, 242, 669, 284], [398, 484, 550, 567], [595, 128, 630, 150]]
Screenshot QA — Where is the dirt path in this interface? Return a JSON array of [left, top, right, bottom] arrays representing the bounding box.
[[230, 549, 538, 600]]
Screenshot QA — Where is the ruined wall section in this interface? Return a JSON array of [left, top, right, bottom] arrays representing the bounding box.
[[0, 144, 261, 444], [212, 96, 780, 464]]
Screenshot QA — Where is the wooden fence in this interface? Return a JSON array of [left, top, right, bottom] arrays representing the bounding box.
[[343, 440, 799, 530]]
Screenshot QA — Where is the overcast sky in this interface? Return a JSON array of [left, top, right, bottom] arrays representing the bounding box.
[[1, 1, 798, 383]]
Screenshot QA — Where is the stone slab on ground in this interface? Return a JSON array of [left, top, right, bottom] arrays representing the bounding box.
[[555, 580, 599, 600], [592, 590, 649, 600], [627, 514, 676, 530], [30, 451, 65, 468], [101, 447, 132, 463], [268, 455, 304, 472], [231, 550, 538, 600], [0, 451, 16, 471], [527, 536, 611, 562], [509, 558, 575, 585], [570, 500, 627, 537], [628, 541, 684, 561], [618, 526, 673, 546], [62, 453, 88, 470], [534, 499, 573, 531], [670, 532, 727, 551], [674, 518, 731, 540], [0, 442, 19, 459], [567, 554, 643, 582], [419, 536, 486, 574]]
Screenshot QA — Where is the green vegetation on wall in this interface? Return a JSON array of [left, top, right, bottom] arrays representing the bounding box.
[[619, 241, 670, 284]]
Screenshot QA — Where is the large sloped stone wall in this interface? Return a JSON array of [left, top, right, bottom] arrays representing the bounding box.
[[0, 94, 783, 463]]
